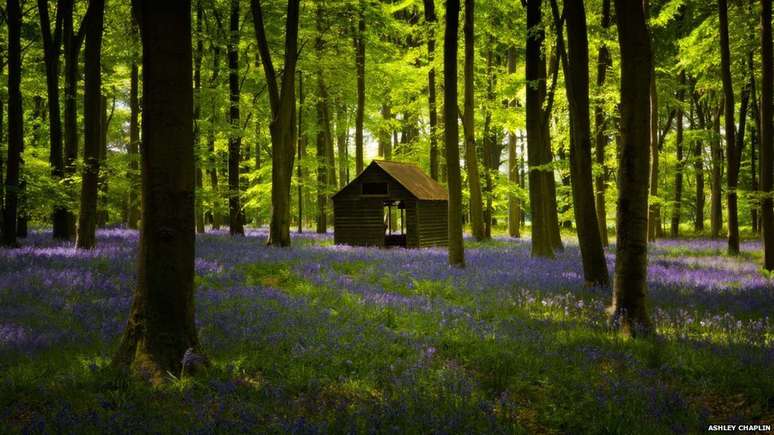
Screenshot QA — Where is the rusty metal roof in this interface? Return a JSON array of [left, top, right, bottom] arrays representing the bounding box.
[[372, 160, 448, 201]]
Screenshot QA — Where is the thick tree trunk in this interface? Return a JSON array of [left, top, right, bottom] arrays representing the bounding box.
[[507, 47, 520, 238], [251, 0, 300, 247], [760, 0, 774, 270], [354, 10, 365, 175], [611, 0, 653, 336], [671, 71, 686, 237], [424, 0, 439, 180], [526, 0, 554, 258], [2, 0, 22, 248], [444, 0, 464, 267], [227, 0, 244, 236], [76, 0, 105, 249], [194, 1, 205, 234], [461, 0, 484, 241], [594, 0, 611, 247], [564, 0, 609, 286], [113, 0, 198, 382], [719, 0, 739, 255], [128, 55, 141, 229]]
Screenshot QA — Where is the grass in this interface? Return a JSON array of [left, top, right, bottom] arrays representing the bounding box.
[[0, 228, 771, 433]]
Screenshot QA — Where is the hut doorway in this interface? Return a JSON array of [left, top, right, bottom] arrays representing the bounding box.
[[384, 200, 406, 247]]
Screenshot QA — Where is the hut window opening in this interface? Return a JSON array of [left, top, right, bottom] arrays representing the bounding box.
[[384, 200, 406, 247], [362, 182, 389, 195]]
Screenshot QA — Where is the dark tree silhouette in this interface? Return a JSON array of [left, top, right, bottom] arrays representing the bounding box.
[[444, 0, 464, 267], [610, 0, 653, 335], [113, 0, 199, 382]]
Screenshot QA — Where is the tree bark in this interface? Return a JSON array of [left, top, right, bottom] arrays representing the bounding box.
[[194, 0, 205, 234], [207, 34, 222, 230], [647, 57, 661, 241], [563, 0, 609, 286], [76, 0, 105, 249], [444, 0, 464, 267], [113, 0, 198, 382], [671, 71, 686, 237], [424, 0, 439, 180], [594, 0, 611, 247], [354, 8, 366, 175], [719, 0, 739, 255], [336, 104, 348, 188], [507, 47, 520, 238], [62, 0, 85, 239], [228, 0, 244, 236], [251, 0, 300, 247], [526, 0, 554, 258], [2, 0, 22, 248], [711, 103, 723, 238], [297, 71, 305, 233], [462, 0, 484, 240], [611, 0, 653, 336], [692, 92, 705, 232], [38, 0, 69, 239], [128, 42, 141, 230], [750, 58, 760, 234], [760, 0, 774, 270]]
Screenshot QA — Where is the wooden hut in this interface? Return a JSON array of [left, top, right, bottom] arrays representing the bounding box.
[[332, 160, 448, 248]]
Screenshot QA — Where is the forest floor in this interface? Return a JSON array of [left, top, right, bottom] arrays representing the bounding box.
[[0, 229, 772, 433]]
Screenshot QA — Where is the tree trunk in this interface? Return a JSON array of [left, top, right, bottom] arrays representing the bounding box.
[[462, 0, 484, 241], [336, 104, 348, 188], [424, 0, 439, 180], [611, 0, 653, 336], [750, 60, 760, 234], [297, 72, 305, 233], [526, 0, 554, 258], [128, 50, 141, 230], [194, 0, 205, 234], [379, 103, 392, 159], [507, 47, 520, 238], [760, 0, 774, 270], [2, 0, 22, 247], [353, 10, 365, 176], [647, 59, 661, 241], [444, 0, 464, 267], [97, 94, 111, 228], [227, 0, 244, 236], [564, 0, 609, 286], [719, 0, 739, 255], [692, 94, 705, 232], [76, 0, 105, 249], [113, 0, 198, 382], [316, 78, 328, 234], [711, 104, 723, 238], [207, 41, 222, 230], [594, 0, 611, 247], [251, 0, 300, 247], [62, 0, 83, 239], [38, 0, 68, 239], [671, 71, 685, 237]]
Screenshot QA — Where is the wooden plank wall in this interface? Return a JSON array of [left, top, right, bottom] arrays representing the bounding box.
[[333, 198, 384, 246], [416, 200, 448, 247]]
